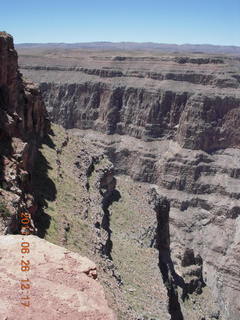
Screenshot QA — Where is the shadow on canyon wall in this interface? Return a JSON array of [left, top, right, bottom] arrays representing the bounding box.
[[0, 134, 13, 185], [32, 130, 57, 238], [101, 189, 121, 260], [152, 195, 184, 320]]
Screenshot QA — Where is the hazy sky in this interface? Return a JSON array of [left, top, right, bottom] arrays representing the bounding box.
[[1, 0, 240, 45]]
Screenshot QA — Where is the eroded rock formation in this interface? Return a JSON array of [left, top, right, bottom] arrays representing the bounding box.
[[0, 32, 49, 234], [74, 129, 240, 319], [18, 49, 240, 152], [35, 82, 240, 152]]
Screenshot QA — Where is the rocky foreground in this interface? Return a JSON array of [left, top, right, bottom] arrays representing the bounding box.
[[17, 45, 240, 320], [0, 235, 115, 320]]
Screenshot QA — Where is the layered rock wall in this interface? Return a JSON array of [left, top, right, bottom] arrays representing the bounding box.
[[37, 79, 240, 152], [19, 50, 240, 152], [75, 129, 240, 320]]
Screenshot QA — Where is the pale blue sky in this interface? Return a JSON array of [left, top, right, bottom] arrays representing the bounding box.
[[1, 0, 240, 45]]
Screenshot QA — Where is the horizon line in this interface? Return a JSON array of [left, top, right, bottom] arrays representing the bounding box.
[[15, 41, 240, 48]]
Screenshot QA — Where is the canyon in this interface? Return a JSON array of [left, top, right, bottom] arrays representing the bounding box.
[[0, 32, 239, 320], [18, 46, 240, 319]]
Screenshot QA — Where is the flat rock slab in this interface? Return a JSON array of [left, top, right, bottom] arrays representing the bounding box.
[[0, 235, 116, 320]]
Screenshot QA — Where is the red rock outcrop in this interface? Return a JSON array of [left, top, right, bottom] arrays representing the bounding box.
[[0, 32, 49, 233], [0, 235, 116, 320]]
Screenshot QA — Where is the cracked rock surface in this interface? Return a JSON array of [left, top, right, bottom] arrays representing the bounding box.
[[0, 235, 116, 320]]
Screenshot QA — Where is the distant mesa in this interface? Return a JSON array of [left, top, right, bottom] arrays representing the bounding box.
[[15, 41, 240, 54]]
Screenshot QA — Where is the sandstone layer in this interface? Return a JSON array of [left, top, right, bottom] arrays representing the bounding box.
[[0, 235, 116, 320]]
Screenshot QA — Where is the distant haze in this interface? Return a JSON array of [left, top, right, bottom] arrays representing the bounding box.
[[15, 42, 240, 55]]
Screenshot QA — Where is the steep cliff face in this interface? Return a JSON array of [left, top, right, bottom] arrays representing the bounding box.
[[19, 49, 240, 152], [177, 94, 240, 150], [37, 82, 240, 152], [0, 33, 47, 140], [39, 82, 188, 138], [0, 32, 49, 233], [150, 149, 240, 320]]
